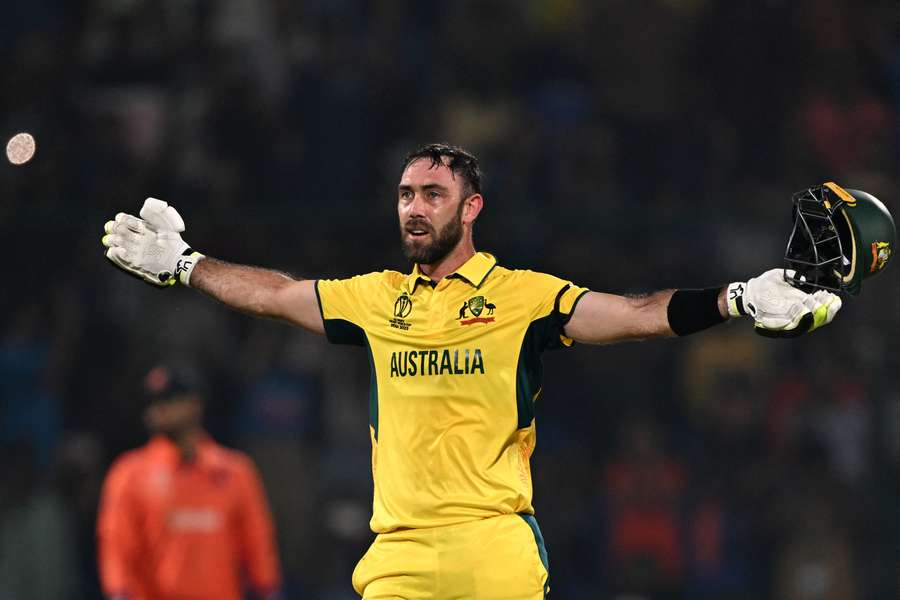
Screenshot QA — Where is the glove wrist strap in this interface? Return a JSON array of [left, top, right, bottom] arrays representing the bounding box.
[[726, 281, 749, 317], [176, 251, 205, 287]]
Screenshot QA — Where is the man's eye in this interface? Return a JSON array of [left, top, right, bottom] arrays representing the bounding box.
[[428, 191, 440, 198]]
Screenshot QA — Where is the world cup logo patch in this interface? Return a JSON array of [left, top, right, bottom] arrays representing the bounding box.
[[390, 293, 413, 331], [394, 293, 412, 318]]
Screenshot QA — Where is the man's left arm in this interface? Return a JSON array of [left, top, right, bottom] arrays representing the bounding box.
[[564, 270, 842, 345], [563, 289, 684, 344]]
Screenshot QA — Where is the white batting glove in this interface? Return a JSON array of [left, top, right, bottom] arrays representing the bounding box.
[[101, 199, 204, 287], [139, 198, 205, 286], [794, 289, 842, 333], [140, 197, 185, 234], [726, 269, 842, 337]]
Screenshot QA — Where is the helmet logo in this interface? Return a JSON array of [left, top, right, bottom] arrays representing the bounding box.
[[870, 241, 891, 273]]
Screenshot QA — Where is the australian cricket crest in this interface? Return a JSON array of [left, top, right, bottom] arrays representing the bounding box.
[[870, 241, 891, 273], [459, 295, 496, 326], [468, 295, 485, 317]]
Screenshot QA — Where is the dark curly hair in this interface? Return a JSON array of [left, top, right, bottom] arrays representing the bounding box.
[[402, 143, 482, 199]]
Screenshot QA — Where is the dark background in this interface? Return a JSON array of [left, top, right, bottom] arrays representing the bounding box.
[[3, 1, 900, 598]]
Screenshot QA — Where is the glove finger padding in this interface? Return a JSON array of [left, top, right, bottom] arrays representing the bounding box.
[[753, 300, 814, 336], [108, 221, 150, 254], [140, 198, 185, 232], [754, 291, 842, 338], [115, 212, 153, 234], [105, 246, 127, 265], [102, 221, 139, 253], [805, 291, 842, 332], [754, 313, 814, 338]]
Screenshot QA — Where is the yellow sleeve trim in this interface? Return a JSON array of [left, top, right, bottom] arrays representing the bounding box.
[[558, 287, 590, 317]]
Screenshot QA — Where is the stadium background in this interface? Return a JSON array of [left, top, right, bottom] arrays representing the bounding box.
[[2, 1, 900, 598]]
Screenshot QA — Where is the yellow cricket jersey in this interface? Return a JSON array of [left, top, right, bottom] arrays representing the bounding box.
[[315, 252, 589, 533]]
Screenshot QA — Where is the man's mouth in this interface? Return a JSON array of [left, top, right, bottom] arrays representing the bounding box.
[[405, 225, 431, 238]]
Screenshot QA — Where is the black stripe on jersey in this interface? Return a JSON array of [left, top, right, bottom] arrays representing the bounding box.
[[314, 280, 365, 345], [518, 513, 551, 598], [314, 279, 326, 321], [364, 336, 379, 440], [314, 281, 378, 434], [516, 315, 553, 429], [321, 318, 366, 346], [515, 285, 580, 429]]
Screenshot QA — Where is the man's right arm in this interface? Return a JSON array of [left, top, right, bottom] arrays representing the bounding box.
[[189, 257, 325, 334], [101, 199, 325, 335]]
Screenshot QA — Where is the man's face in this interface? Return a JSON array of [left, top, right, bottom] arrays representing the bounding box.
[[144, 393, 203, 438], [398, 158, 467, 265]]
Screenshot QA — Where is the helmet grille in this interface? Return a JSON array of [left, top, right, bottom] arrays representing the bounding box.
[[784, 186, 849, 293]]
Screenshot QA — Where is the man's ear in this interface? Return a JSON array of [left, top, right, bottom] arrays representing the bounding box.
[[463, 194, 483, 225]]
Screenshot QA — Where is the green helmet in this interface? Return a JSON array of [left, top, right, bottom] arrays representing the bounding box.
[[784, 181, 895, 296]]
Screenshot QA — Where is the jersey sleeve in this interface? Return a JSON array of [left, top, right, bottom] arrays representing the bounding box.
[[234, 457, 282, 598], [521, 271, 590, 351], [314, 272, 385, 346], [97, 458, 141, 599]]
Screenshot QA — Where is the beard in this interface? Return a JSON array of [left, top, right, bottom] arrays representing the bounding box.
[[400, 203, 464, 265]]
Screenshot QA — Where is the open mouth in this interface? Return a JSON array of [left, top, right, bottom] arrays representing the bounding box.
[[405, 226, 431, 238]]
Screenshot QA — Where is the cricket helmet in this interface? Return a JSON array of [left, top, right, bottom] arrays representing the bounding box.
[[784, 182, 895, 295]]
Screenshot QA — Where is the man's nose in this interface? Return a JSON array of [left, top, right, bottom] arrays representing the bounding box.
[[407, 192, 427, 216]]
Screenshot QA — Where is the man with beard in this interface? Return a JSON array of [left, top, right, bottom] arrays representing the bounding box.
[[97, 365, 282, 600], [101, 144, 841, 599]]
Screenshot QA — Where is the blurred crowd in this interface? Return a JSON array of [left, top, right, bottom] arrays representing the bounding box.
[[3, 0, 900, 598]]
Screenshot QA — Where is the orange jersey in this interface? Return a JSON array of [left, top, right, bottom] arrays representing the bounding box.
[[97, 434, 281, 600]]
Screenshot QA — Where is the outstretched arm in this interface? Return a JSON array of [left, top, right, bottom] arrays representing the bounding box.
[[101, 198, 324, 334], [563, 288, 728, 345], [190, 258, 324, 333], [564, 270, 842, 345]]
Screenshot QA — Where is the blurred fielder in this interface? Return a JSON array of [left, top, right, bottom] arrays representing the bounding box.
[[97, 365, 282, 600], [101, 144, 893, 599]]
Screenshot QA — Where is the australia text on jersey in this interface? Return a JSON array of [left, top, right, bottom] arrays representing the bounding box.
[[389, 348, 485, 377]]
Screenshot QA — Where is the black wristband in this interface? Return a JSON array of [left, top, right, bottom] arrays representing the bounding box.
[[667, 287, 727, 336]]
